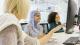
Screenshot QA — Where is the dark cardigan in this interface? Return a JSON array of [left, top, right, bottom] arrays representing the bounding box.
[[48, 22, 64, 33]]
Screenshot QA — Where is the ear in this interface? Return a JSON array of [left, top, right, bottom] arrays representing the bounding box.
[[0, 24, 18, 45]]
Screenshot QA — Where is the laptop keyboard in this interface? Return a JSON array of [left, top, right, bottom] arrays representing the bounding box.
[[63, 37, 79, 45]]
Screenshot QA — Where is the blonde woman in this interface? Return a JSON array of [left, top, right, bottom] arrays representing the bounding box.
[[2, 0, 64, 45]]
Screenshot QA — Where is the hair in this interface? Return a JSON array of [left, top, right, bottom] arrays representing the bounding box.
[[5, 0, 30, 20], [48, 12, 58, 23]]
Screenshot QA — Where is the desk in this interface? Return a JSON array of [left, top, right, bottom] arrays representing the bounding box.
[[46, 32, 79, 45]]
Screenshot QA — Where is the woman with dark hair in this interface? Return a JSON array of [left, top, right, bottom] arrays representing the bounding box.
[[48, 12, 64, 33]]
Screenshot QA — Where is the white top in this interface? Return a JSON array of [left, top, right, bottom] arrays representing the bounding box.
[[0, 13, 40, 45]]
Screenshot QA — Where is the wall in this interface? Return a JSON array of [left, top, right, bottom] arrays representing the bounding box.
[[28, 0, 69, 23], [0, 0, 78, 24]]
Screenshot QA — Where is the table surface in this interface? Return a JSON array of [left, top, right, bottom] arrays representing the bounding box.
[[46, 25, 80, 45], [46, 32, 79, 45]]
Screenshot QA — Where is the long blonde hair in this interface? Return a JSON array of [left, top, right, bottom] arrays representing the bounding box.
[[5, 0, 30, 20]]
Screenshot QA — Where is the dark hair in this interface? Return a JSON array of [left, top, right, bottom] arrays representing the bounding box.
[[48, 12, 58, 23]]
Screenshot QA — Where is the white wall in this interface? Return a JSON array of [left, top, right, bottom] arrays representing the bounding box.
[[28, 0, 68, 23], [0, 0, 5, 15], [0, 0, 79, 24]]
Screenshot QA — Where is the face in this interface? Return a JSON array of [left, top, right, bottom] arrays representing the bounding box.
[[34, 13, 41, 23], [55, 15, 60, 22]]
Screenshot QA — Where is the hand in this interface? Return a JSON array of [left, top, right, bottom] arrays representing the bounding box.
[[60, 23, 66, 28], [58, 25, 64, 28]]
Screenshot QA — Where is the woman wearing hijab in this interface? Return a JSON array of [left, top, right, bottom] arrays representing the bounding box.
[[24, 10, 43, 38]]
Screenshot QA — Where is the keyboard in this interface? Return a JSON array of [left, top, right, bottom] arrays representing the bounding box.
[[63, 37, 79, 45]]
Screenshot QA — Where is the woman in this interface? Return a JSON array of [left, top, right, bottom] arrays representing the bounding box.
[[48, 12, 64, 33], [24, 10, 43, 38]]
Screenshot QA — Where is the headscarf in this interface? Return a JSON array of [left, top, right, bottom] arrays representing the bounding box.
[[29, 10, 41, 29], [29, 10, 42, 37]]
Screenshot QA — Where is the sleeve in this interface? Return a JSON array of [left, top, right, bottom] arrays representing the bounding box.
[[26, 24, 39, 37], [22, 31, 40, 45], [23, 24, 37, 37], [39, 25, 44, 35], [48, 23, 55, 33], [35, 39, 40, 45]]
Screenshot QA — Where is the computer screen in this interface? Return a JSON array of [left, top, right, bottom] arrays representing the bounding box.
[[66, 0, 78, 34]]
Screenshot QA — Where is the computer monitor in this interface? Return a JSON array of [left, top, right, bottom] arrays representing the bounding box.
[[78, 8, 80, 25], [66, 0, 77, 34]]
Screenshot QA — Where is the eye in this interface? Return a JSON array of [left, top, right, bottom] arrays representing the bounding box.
[[35, 15, 40, 17]]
